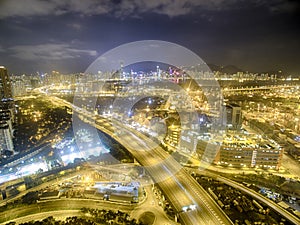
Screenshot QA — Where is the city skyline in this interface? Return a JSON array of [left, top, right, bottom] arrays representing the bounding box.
[[1, 2, 300, 224], [0, 0, 300, 75], [1, 69, 300, 224]]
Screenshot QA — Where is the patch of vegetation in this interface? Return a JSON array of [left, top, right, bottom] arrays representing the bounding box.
[[139, 211, 155, 225]]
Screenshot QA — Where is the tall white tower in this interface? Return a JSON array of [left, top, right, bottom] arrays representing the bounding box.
[[156, 65, 161, 78]]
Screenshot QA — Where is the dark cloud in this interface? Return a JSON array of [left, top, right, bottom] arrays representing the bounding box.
[[265, 0, 300, 14], [0, 0, 272, 19], [0, 0, 110, 18], [0, 0, 299, 75], [9, 43, 97, 61]]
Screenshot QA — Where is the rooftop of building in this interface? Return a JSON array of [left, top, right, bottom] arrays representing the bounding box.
[[227, 103, 241, 108], [93, 181, 140, 194], [222, 133, 282, 150]]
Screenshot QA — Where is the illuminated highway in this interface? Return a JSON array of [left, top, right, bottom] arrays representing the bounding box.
[[48, 95, 233, 225], [0, 199, 134, 224], [222, 84, 297, 92], [4, 90, 298, 224], [37, 83, 298, 97]]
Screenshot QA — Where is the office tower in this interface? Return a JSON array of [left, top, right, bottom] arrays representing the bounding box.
[[0, 66, 14, 117], [224, 103, 242, 129], [0, 66, 13, 100], [120, 61, 124, 79], [0, 66, 14, 155], [156, 65, 161, 78], [0, 117, 14, 155]]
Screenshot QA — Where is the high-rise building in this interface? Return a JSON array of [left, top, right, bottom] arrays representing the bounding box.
[[196, 135, 283, 170], [120, 61, 124, 79], [0, 119, 14, 154], [224, 103, 242, 129], [214, 142, 283, 170], [165, 125, 181, 147], [0, 66, 13, 100], [156, 65, 161, 78], [0, 66, 14, 155], [0, 66, 14, 115]]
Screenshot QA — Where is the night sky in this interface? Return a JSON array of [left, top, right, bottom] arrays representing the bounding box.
[[0, 0, 299, 75]]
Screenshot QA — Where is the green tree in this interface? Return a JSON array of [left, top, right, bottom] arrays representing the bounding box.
[[22, 191, 39, 204]]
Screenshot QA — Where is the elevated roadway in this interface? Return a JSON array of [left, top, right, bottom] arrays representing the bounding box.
[[48, 95, 233, 225]]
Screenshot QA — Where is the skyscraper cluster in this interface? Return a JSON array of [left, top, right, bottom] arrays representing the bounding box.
[[0, 66, 15, 158]]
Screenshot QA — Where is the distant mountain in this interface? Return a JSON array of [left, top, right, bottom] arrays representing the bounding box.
[[207, 64, 244, 74]]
